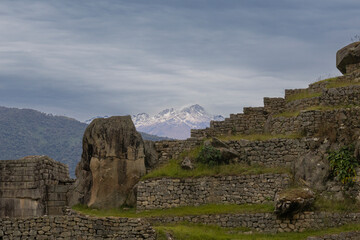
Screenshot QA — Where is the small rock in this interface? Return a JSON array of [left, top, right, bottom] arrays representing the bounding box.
[[181, 157, 194, 170]]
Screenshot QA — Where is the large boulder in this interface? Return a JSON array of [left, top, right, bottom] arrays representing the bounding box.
[[274, 187, 315, 217], [336, 41, 360, 74], [69, 116, 146, 208]]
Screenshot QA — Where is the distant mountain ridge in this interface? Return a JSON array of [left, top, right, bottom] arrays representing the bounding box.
[[132, 104, 224, 139], [0, 106, 87, 177]]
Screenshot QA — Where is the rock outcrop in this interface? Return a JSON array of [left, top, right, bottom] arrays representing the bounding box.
[[336, 41, 360, 74], [274, 187, 315, 217], [70, 116, 146, 208]]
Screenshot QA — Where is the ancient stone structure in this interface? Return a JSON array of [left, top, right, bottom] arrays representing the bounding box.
[[0, 156, 72, 218], [1, 42, 360, 238], [71, 116, 146, 208], [147, 212, 360, 233], [137, 174, 290, 210], [0, 210, 156, 239]]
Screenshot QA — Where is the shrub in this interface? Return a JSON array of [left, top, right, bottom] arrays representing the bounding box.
[[196, 145, 225, 166], [328, 145, 359, 185]]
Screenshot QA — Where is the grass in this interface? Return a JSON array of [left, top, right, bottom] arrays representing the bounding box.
[[273, 104, 359, 118], [313, 76, 338, 84], [72, 203, 274, 218], [313, 196, 360, 212], [141, 159, 290, 180], [154, 222, 360, 240], [217, 133, 302, 142], [326, 80, 360, 89], [285, 90, 322, 102]]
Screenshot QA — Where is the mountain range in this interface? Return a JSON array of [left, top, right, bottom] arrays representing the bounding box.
[[132, 104, 224, 139]]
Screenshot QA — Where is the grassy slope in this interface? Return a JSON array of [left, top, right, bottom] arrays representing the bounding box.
[[155, 223, 360, 240]]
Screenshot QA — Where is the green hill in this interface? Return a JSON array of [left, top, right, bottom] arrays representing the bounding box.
[[0, 106, 170, 177], [0, 106, 86, 177]]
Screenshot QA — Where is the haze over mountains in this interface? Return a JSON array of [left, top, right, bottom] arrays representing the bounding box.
[[132, 104, 224, 139]]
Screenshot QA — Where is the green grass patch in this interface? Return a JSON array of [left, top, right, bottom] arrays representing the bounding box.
[[141, 160, 290, 180], [286, 90, 322, 102], [72, 203, 274, 218], [273, 104, 360, 118], [313, 76, 338, 84], [217, 133, 302, 142], [154, 222, 360, 240], [313, 196, 360, 212], [326, 81, 360, 89]]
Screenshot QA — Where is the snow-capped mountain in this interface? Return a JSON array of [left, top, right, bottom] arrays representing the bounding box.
[[132, 104, 224, 140]]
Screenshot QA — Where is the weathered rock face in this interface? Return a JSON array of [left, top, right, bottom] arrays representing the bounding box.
[[71, 116, 146, 208], [293, 140, 331, 191], [336, 41, 360, 74], [275, 187, 315, 217]]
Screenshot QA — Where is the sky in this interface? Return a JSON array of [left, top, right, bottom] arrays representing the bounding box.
[[0, 0, 359, 121]]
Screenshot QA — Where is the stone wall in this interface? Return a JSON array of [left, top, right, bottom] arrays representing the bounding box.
[[136, 174, 290, 210], [266, 110, 323, 136], [153, 138, 202, 165], [227, 138, 312, 167], [147, 212, 360, 233], [264, 97, 285, 114], [0, 211, 155, 239], [320, 85, 360, 106], [0, 156, 72, 218], [191, 107, 268, 138]]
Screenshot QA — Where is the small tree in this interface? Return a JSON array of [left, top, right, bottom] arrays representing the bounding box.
[[328, 145, 359, 185]]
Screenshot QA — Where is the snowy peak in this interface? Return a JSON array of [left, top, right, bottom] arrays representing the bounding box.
[[132, 104, 224, 139]]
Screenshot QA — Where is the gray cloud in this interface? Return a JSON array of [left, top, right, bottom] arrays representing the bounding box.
[[0, 0, 359, 121]]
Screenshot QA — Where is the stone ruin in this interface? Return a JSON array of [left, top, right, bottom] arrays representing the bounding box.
[[1, 42, 360, 239]]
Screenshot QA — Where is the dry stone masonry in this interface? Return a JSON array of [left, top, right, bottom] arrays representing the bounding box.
[[137, 173, 290, 210], [0, 210, 156, 240], [148, 212, 360, 233], [0, 156, 72, 218]]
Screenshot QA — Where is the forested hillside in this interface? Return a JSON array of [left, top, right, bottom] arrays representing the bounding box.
[[0, 106, 86, 177]]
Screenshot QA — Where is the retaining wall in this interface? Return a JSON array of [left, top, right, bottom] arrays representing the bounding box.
[[136, 174, 290, 210], [148, 212, 360, 233], [0, 213, 155, 240], [227, 138, 311, 167]]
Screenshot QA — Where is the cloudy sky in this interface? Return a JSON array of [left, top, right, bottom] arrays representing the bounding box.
[[0, 0, 359, 121]]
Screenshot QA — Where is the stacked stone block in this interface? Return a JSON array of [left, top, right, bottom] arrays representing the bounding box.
[[137, 173, 290, 210], [148, 212, 360, 233], [0, 212, 155, 239], [0, 156, 72, 217], [228, 138, 312, 167]]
